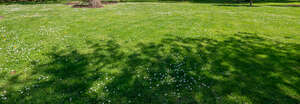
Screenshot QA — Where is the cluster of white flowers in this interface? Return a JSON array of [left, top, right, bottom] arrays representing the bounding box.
[[37, 75, 49, 81], [0, 90, 7, 101], [0, 67, 9, 72], [1, 31, 38, 71]]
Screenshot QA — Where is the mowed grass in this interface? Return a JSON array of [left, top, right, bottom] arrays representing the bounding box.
[[0, 2, 300, 104]]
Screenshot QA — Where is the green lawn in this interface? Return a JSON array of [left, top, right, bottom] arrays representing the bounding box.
[[0, 2, 300, 103]]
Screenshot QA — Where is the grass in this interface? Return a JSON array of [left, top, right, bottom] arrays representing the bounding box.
[[0, 1, 300, 104]]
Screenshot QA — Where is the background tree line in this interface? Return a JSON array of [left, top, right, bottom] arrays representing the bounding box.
[[0, 0, 297, 3]]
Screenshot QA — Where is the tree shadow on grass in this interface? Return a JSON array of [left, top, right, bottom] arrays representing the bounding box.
[[214, 4, 260, 7], [1, 40, 125, 103], [104, 33, 300, 103], [267, 4, 300, 7], [1, 32, 300, 103]]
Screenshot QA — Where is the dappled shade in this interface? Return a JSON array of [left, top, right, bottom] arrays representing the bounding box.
[[1, 33, 300, 103]]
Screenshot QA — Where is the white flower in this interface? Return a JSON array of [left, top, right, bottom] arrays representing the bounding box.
[[2, 97, 7, 100]]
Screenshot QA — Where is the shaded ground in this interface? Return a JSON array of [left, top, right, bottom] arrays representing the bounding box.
[[1, 33, 299, 103], [268, 4, 300, 7], [72, 1, 118, 8], [72, 4, 104, 8], [215, 4, 260, 7]]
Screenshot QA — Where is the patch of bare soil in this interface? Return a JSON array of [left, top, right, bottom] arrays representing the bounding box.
[[71, 1, 117, 8], [10, 70, 16, 75]]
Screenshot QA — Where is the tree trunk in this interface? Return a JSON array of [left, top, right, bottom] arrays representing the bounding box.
[[88, 0, 102, 8], [249, 0, 253, 7]]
